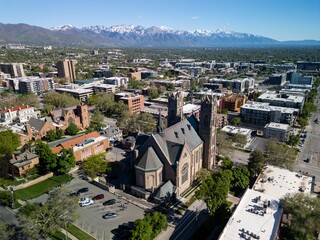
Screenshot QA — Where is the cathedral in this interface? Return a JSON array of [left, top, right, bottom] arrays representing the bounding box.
[[132, 92, 218, 201]]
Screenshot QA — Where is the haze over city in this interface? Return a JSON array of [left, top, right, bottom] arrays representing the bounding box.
[[1, 0, 320, 41]]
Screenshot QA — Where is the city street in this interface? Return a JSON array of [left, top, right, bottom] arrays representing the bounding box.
[[295, 86, 320, 179]]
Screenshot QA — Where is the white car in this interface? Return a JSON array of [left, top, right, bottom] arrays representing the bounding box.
[[78, 197, 90, 204], [79, 198, 94, 207]]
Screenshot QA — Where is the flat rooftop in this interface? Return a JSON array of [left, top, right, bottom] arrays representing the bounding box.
[[222, 125, 252, 136], [265, 122, 290, 131], [73, 136, 107, 152], [219, 189, 281, 240], [253, 165, 313, 199], [55, 88, 93, 94], [241, 101, 297, 114], [258, 92, 304, 104], [183, 104, 200, 114]]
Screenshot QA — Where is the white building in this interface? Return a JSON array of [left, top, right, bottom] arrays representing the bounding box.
[[103, 77, 128, 87], [264, 122, 291, 142], [0, 105, 41, 125], [219, 165, 314, 240], [258, 91, 305, 111], [221, 125, 252, 143]]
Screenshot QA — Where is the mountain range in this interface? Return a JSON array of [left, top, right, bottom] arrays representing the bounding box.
[[0, 23, 319, 47]]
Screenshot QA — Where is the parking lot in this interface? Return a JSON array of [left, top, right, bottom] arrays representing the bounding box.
[[66, 178, 145, 240]]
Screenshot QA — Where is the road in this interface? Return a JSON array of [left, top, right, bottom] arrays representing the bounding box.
[[294, 85, 320, 179], [169, 200, 208, 240]]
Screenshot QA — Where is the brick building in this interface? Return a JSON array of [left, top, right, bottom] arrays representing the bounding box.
[[51, 132, 109, 162], [114, 93, 144, 114], [9, 151, 39, 177], [220, 93, 248, 112]]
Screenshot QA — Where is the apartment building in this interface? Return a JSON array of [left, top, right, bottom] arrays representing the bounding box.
[[220, 93, 248, 112], [267, 73, 286, 85], [258, 91, 305, 111], [9, 151, 39, 177], [289, 72, 313, 85], [103, 77, 129, 86], [240, 101, 298, 128], [115, 92, 145, 114], [0, 105, 40, 124], [7, 77, 54, 94], [51, 132, 109, 162], [56, 60, 77, 82], [0, 63, 25, 77], [264, 122, 291, 142], [208, 78, 255, 93]]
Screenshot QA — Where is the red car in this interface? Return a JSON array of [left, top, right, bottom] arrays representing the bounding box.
[[92, 194, 104, 200]]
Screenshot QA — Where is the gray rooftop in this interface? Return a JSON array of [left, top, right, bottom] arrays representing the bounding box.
[[28, 117, 46, 132], [135, 147, 163, 171], [153, 180, 175, 202]]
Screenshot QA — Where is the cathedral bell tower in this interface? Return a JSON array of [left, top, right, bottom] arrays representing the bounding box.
[[167, 91, 184, 127], [199, 94, 217, 170]]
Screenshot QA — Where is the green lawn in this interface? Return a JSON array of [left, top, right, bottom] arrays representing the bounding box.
[[66, 224, 96, 240], [14, 174, 73, 201], [50, 231, 69, 240]]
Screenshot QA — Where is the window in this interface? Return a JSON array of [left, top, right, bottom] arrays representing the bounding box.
[[181, 163, 188, 184]]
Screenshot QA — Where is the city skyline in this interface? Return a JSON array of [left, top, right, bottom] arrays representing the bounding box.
[[1, 0, 320, 41]]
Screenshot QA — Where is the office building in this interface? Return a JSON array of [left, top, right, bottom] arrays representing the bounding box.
[[258, 91, 305, 111], [267, 73, 286, 85], [104, 77, 129, 86], [0, 63, 25, 78], [115, 93, 144, 114], [141, 71, 157, 79], [220, 93, 248, 112], [264, 122, 291, 142], [93, 68, 113, 78], [297, 61, 320, 71], [51, 132, 109, 162], [289, 72, 313, 85], [8, 77, 54, 94], [56, 60, 77, 82], [208, 78, 254, 93], [240, 101, 298, 128], [219, 165, 314, 240]]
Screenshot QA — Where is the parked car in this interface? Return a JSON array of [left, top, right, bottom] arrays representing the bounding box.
[[92, 194, 104, 200], [103, 199, 116, 206], [79, 198, 94, 207], [77, 187, 89, 194], [102, 212, 117, 219]]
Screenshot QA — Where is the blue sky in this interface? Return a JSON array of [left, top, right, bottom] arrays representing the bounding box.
[[1, 0, 320, 41]]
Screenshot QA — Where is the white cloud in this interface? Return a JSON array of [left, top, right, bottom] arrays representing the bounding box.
[[191, 16, 199, 20]]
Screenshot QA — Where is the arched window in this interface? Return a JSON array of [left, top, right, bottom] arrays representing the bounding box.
[[181, 163, 188, 184], [149, 175, 155, 187]]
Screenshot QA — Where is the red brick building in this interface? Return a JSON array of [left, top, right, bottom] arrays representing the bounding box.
[[220, 93, 248, 112], [114, 93, 144, 114]]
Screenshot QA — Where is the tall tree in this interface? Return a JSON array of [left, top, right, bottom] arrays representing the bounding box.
[[35, 140, 57, 174], [43, 92, 79, 109], [82, 153, 111, 179], [130, 219, 153, 240], [66, 122, 79, 136], [281, 193, 320, 240], [0, 130, 20, 158], [0, 220, 14, 240], [248, 151, 266, 176], [56, 149, 76, 175], [216, 130, 233, 157], [90, 110, 104, 131], [17, 94, 39, 108], [221, 157, 234, 170], [18, 188, 78, 239], [231, 166, 250, 190], [145, 211, 168, 238]]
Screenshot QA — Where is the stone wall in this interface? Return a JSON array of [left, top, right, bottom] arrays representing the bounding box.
[[12, 172, 54, 191]]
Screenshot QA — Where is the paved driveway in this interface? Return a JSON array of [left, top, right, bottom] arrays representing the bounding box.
[[66, 178, 145, 240]]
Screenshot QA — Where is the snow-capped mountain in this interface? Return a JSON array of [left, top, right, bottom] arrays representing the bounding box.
[[2, 22, 319, 47]]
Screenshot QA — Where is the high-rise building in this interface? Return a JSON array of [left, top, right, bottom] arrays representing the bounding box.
[[0, 63, 25, 77], [7, 77, 54, 94], [56, 60, 77, 82]]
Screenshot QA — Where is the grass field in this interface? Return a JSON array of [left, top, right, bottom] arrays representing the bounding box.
[[66, 224, 96, 240], [50, 231, 69, 240], [14, 174, 73, 201]]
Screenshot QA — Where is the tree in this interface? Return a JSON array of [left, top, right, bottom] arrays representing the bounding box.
[[35, 140, 57, 174], [281, 193, 320, 240], [119, 112, 156, 134], [17, 94, 39, 108], [82, 153, 111, 179], [265, 138, 296, 170], [221, 157, 234, 170], [43, 92, 79, 109], [66, 122, 79, 136], [216, 130, 233, 157], [231, 166, 250, 190], [56, 129, 64, 139], [248, 151, 266, 176], [196, 171, 230, 215], [18, 188, 78, 239], [298, 117, 308, 128], [130, 219, 153, 240], [0, 190, 12, 207], [45, 129, 57, 142], [231, 117, 241, 126], [0, 130, 20, 158], [231, 134, 247, 147], [0, 220, 14, 240], [56, 149, 76, 175], [287, 134, 300, 147], [90, 110, 104, 131], [145, 211, 168, 238]]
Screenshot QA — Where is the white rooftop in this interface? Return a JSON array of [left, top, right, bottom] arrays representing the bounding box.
[[264, 122, 290, 131], [73, 136, 107, 152], [221, 125, 252, 136], [55, 88, 93, 94], [258, 91, 304, 104], [183, 104, 200, 114], [219, 189, 281, 240], [242, 101, 297, 114], [253, 165, 313, 199]]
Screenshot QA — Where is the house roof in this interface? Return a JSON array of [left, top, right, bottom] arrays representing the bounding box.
[[28, 117, 46, 132], [10, 151, 38, 167], [1, 105, 29, 113], [166, 141, 184, 165], [135, 147, 163, 171], [51, 131, 101, 153], [153, 180, 175, 202]]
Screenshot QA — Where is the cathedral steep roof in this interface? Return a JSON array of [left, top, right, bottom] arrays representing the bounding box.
[[135, 147, 163, 171]]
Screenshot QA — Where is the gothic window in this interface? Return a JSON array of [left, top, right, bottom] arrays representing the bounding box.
[[149, 175, 155, 187], [181, 163, 188, 184]]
